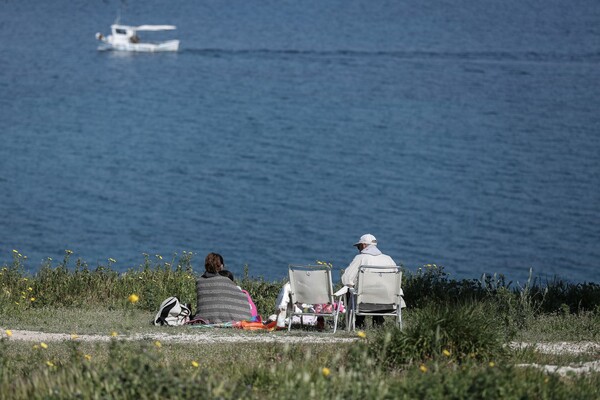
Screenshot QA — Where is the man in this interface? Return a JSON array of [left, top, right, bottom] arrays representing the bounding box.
[[341, 233, 397, 328]]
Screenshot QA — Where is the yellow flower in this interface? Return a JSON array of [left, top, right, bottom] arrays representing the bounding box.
[[110, 331, 118, 337], [191, 361, 199, 368], [154, 341, 162, 348], [12, 249, 18, 254], [66, 249, 73, 255], [419, 365, 428, 373], [357, 331, 367, 339], [46, 361, 54, 367], [5, 329, 12, 337], [443, 349, 451, 357], [108, 258, 116, 263], [33, 345, 39, 349], [128, 294, 140, 303], [156, 254, 163, 260], [27, 287, 33, 291], [84, 354, 92, 361], [30, 297, 36, 302], [321, 367, 331, 377], [489, 361, 495, 368], [40, 342, 48, 349], [71, 334, 79, 340]]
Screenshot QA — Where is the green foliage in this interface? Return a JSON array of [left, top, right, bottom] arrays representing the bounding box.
[[394, 361, 600, 399], [368, 301, 507, 367], [516, 310, 600, 342], [1, 251, 196, 313], [3, 255, 600, 319], [1, 338, 599, 399], [403, 264, 600, 317], [0, 255, 284, 318]]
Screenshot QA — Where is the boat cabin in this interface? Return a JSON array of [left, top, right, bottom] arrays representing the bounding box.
[[111, 25, 141, 44]]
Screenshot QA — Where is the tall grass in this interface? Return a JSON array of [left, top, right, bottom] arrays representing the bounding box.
[[366, 301, 507, 368], [2, 256, 600, 320], [1, 334, 599, 399]]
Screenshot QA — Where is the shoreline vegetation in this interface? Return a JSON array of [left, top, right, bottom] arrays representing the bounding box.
[[2, 251, 600, 399]]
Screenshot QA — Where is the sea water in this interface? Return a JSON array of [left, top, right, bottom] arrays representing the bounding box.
[[1, 0, 599, 283]]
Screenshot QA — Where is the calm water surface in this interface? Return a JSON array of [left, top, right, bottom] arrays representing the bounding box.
[[1, 0, 599, 283]]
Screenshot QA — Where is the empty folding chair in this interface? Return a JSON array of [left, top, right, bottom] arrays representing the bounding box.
[[287, 265, 341, 333]]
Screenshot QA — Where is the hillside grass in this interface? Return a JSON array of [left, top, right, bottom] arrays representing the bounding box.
[[2, 252, 600, 399]]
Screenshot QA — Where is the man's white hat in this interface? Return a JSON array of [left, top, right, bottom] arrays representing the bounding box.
[[353, 234, 377, 246]]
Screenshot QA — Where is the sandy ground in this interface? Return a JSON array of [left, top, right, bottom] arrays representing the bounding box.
[[3, 329, 599, 375]]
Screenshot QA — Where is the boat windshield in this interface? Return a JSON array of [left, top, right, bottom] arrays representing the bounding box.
[[115, 28, 127, 35]]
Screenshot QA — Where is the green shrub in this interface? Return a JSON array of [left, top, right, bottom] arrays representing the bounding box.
[[369, 301, 507, 367]]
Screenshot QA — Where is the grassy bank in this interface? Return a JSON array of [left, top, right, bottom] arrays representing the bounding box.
[[2, 252, 600, 398]]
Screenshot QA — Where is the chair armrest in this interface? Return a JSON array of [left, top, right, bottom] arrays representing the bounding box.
[[333, 286, 350, 297]]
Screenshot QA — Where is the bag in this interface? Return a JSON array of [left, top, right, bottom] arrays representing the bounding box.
[[153, 296, 191, 326]]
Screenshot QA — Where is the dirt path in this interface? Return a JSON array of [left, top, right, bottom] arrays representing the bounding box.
[[3, 328, 358, 344], [510, 341, 600, 355], [5, 328, 600, 351]]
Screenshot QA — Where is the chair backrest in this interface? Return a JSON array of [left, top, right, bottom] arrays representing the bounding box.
[[356, 266, 402, 306], [288, 265, 334, 305]]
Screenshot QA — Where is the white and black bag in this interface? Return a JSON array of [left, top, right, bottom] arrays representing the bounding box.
[[153, 296, 191, 326]]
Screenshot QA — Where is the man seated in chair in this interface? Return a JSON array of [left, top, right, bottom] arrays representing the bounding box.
[[341, 233, 397, 328]]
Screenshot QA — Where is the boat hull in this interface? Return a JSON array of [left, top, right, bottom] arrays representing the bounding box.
[[98, 40, 180, 52]]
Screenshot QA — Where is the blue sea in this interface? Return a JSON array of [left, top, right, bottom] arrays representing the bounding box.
[[1, 0, 599, 283]]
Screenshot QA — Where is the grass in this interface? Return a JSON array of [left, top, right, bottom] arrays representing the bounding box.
[[2, 253, 600, 398]]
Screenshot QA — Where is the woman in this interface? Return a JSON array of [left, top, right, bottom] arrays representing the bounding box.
[[195, 253, 252, 323]]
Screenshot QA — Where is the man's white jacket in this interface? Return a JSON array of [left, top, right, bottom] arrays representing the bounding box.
[[341, 245, 396, 286]]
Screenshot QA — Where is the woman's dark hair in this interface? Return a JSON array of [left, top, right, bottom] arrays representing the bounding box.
[[218, 269, 235, 282], [205, 252, 224, 274]]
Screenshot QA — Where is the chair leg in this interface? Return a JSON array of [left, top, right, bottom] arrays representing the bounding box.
[[333, 310, 338, 334], [398, 309, 402, 330], [346, 292, 356, 332], [345, 309, 350, 332]]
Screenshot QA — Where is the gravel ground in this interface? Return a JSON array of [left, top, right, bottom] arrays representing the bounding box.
[[3, 328, 358, 344], [510, 341, 600, 355]]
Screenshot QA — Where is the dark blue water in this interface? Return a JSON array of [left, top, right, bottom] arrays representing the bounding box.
[[1, 0, 599, 283]]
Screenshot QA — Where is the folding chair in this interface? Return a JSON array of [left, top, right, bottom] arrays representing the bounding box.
[[347, 266, 405, 331], [287, 265, 341, 333]]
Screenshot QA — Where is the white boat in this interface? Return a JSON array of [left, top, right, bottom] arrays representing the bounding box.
[[95, 24, 179, 52]]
